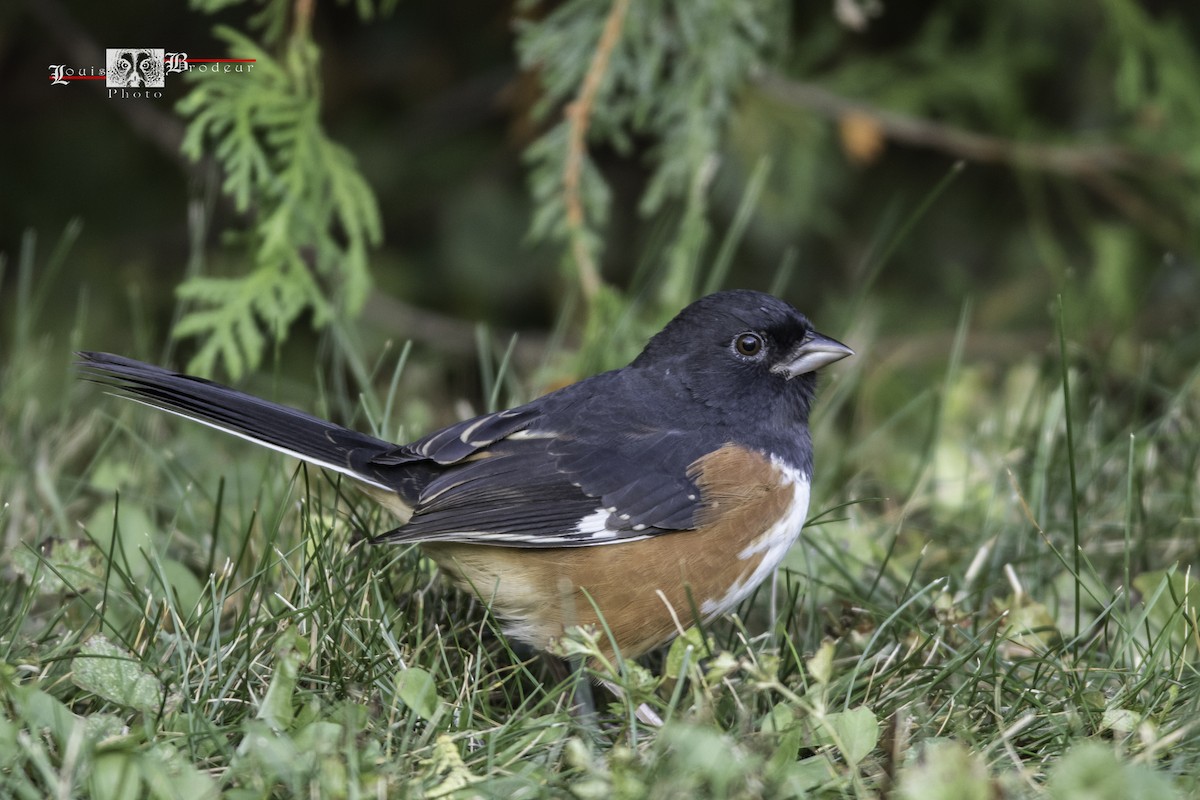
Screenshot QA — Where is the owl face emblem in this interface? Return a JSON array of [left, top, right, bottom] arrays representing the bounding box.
[[106, 49, 165, 88]]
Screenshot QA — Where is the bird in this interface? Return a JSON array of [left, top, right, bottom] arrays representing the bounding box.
[[78, 290, 852, 664]]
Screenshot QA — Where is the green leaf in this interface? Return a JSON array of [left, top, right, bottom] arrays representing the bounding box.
[[664, 626, 706, 679], [90, 751, 142, 800], [156, 558, 205, 619], [806, 639, 835, 686], [825, 706, 879, 767], [0, 714, 17, 769], [83, 712, 128, 742], [141, 743, 221, 800], [12, 538, 105, 597], [897, 740, 990, 800], [760, 702, 795, 735], [87, 500, 158, 580], [1048, 742, 1180, 800], [257, 631, 303, 731], [72, 635, 164, 713], [394, 666, 440, 722], [1132, 569, 1200, 647], [785, 754, 835, 794], [766, 726, 805, 785], [1100, 708, 1141, 734], [11, 683, 83, 748]]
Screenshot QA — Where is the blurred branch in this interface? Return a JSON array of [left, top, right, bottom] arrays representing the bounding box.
[[757, 73, 1150, 176], [562, 0, 631, 302], [293, 0, 314, 41], [758, 73, 1189, 250], [1074, 170, 1187, 253]]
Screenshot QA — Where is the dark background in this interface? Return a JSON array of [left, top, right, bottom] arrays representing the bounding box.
[[3, 1, 1198, 392]]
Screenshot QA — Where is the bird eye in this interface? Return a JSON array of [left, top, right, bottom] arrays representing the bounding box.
[[733, 332, 764, 357]]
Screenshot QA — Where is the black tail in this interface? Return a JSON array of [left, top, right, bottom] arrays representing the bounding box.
[[77, 352, 397, 491]]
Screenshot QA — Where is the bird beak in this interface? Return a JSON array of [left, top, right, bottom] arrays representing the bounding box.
[[771, 330, 854, 378]]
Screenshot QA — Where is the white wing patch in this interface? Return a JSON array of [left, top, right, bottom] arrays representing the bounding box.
[[573, 506, 622, 541]]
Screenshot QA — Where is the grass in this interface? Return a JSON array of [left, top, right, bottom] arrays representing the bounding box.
[[2, 240, 1199, 798]]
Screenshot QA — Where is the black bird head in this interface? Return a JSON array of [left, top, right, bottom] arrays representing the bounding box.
[[633, 290, 852, 437]]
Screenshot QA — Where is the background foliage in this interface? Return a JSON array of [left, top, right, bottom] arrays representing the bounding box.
[[2, 0, 1199, 796]]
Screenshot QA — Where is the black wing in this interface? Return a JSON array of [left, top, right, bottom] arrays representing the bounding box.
[[375, 372, 715, 547], [80, 352, 714, 548]]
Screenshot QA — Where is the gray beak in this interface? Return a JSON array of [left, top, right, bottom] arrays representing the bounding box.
[[771, 330, 854, 378]]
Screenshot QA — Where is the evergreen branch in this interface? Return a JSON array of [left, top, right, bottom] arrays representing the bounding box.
[[173, 25, 381, 377], [561, 0, 631, 302], [521, 0, 771, 318]]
